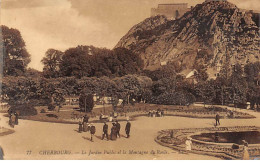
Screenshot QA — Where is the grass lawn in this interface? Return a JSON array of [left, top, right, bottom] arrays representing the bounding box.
[[16, 103, 255, 124]]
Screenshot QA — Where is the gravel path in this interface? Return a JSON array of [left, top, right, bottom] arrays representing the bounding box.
[[0, 105, 259, 160]]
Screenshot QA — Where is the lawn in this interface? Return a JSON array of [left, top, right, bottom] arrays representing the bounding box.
[[17, 103, 255, 124]]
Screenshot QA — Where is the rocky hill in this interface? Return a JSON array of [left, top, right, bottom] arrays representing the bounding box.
[[115, 1, 260, 73]]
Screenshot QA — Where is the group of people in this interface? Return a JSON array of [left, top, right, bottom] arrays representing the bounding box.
[[8, 109, 19, 128], [78, 115, 97, 141], [148, 109, 164, 117], [102, 120, 132, 141], [78, 114, 131, 142]]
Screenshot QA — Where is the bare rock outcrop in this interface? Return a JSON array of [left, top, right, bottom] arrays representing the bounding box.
[[115, 1, 260, 71]]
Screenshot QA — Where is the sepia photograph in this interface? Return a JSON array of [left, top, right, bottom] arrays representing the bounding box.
[[0, 0, 259, 160]]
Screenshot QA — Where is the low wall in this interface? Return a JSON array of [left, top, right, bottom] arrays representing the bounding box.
[[155, 126, 260, 160]]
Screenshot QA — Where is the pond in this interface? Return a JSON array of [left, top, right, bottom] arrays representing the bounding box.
[[192, 131, 260, 145]]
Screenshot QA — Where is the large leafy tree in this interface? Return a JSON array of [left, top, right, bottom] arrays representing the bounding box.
[[41, 49, 64, 78], [143, 63, 177, 81], [195, 80, 216, 106], [113, 75, 153, 104], [60, 46, 92, 78], [2, 76, 42, 106], [58, 46, 143, 78], [112, 47, 144, 76], [2, 25, 31, 76]]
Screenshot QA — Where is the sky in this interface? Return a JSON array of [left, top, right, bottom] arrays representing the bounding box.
[[1, 0, 259, 71]]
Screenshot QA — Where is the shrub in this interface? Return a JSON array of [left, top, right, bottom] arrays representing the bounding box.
[[152, 91, 195, 105], [9, 104, 37, 116]]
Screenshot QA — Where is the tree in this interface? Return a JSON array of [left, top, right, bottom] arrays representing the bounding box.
[[79, 93, 94, 112], [194, 67, 208, 82], [2, 25, 31, 76], [41, 49, 64, 78], [113, 75, 153, 104], [2, 76, 45, 106], [228, 64, 248, 107], [52, 88, 65, 112], [111, 96, 119, 111], [142, 63, 177, 81], [24, 68, 42, 78], [112, 47, 144, 76], [244, 62, 260, 109], [195, 80, 216, 106], [60, 46, 92, 78], [152, 77, 177, 96]]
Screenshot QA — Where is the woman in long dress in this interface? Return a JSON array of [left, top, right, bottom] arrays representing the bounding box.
[[185, 138, 192, 152], [242, 140, 250, 160], [110, 123, 117, 140]]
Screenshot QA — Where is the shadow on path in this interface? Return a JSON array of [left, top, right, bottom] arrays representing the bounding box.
[[82, 136, 92, 142], [95, 135, 103, 140]]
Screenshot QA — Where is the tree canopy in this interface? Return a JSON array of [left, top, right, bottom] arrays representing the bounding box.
[[2, 25, 31, 76], [42, 46, 144, 78]]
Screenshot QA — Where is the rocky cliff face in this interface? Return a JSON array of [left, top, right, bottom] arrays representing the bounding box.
[[115, 1, 260, 71]]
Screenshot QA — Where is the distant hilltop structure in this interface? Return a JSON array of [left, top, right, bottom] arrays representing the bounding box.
[[151, 3, 191, 20], [151, 1, 230, 20]]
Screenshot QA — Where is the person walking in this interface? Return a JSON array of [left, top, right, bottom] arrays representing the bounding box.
[[9, 114, 14, 128], [102, 122, 109, 140], [115, 120, 121, 138], [125, 120, 131, 138], [90, 123, 96, 142], [83, 114, 89, 123], [161, 110, 164, 117], [14, 112, 19, 125], [78, 121, 83, 133], [83, 121, 88, 132], [110, 123, 117, 140], [215, 113, 220, 126], [242, 140, 250, 160]]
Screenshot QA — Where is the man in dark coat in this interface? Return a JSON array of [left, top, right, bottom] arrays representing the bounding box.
[[215, 113, 220, 126], [78, 121, 83, 133], [14, 112, 19, 125], [102, 122, 109, 140], [161, 110, 164, 117], [125, 120, 131, 138], [115, 120, 121, 138], [83, 122, 88, 132], [83, 115, 89, 123], [9, 114, 13, 128], [90, 124, 96, 142]]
